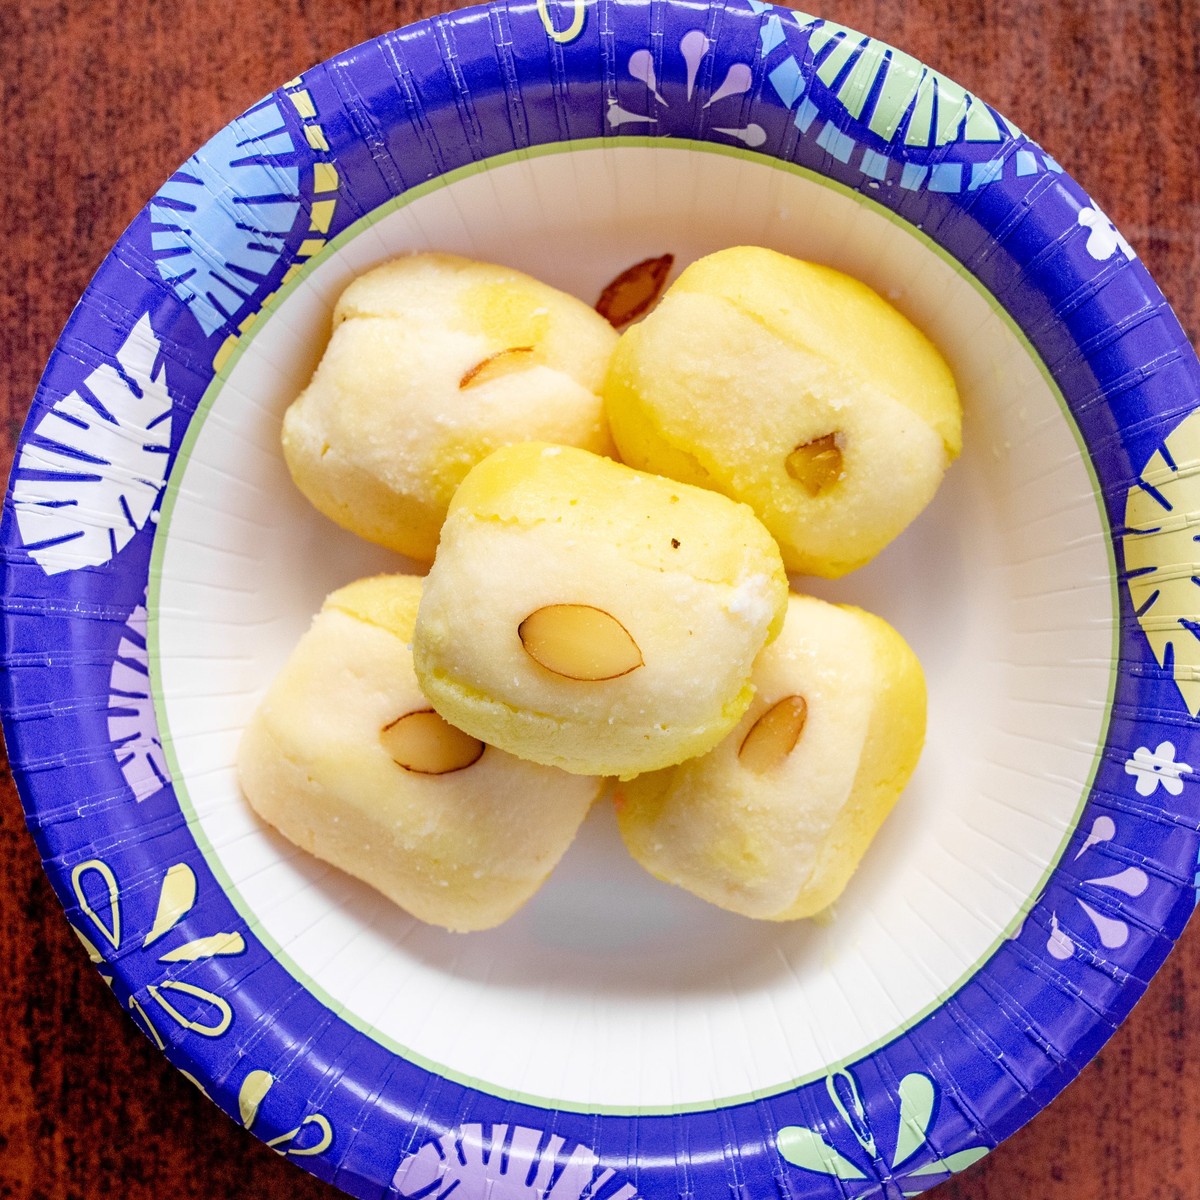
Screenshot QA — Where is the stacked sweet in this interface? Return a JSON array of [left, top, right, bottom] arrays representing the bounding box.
[[238, 248, 961, 931]]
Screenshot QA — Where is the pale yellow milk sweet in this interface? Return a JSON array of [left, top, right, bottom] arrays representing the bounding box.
[[412, 443, 789, 778], [604, 245, 962, 578], [615, 593, 926, 920], [237, 574, 601, 932], [282, 252, 618, 561]]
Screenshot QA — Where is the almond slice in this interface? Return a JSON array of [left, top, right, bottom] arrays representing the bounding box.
[[595, 254, 674, 327], [738, 695, 808, 773], [382, 709, 484, 774], [460, 345, 536, 389], [785, 433, 844, 496], [518, 604, 644, 681]]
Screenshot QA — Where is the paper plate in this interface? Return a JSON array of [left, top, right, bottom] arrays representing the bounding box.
[[4, 2, 1200, 1196]]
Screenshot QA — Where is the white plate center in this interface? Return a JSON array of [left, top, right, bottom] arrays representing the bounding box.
[[154, 143, 1114, 1111]]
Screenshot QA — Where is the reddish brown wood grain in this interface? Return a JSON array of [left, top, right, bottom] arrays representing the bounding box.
[[1, 1, 1197, 1197]]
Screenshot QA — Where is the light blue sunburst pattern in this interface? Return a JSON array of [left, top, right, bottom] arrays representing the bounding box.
[[393, 1123, 641, 1200], [149, 97, 302, 339], [108, 592, 170, 802], [751, 2, 1065, 194]]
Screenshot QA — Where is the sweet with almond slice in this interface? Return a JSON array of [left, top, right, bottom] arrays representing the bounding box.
[[603, 245, 962, 578], [238, 574, 600, 932], [282, 252, 618, 562], [615, 593, 926, 920], [412, 443, 788, 778]]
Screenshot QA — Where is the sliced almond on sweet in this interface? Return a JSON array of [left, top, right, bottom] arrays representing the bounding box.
[[518, 604, 643, 681], [595, 254, 674, 327], [382, 709, 484, 775], [785, 433, 844, 496], [738, 695, 808, 773], [460, 345, 536, 389]]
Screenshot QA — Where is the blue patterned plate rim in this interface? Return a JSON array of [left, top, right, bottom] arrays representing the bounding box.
[[3, 2, 1200, 1197]]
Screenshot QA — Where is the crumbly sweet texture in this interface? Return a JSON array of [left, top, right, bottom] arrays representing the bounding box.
[[604, 245, 962, 578], [237, 574, 602, 932], [282, 253, 618, 561], [412, 443, 789, 778], [614, 593, 926, 920]]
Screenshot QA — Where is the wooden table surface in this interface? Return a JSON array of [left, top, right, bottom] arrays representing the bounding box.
[[1, 1, 1197, 1197]]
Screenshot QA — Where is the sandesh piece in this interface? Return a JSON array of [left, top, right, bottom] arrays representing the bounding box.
[[282, 252, 618, 561], [237, 575, 601, 932], [614, 593, 926, 920], [412, 443, 789, 778], [604, 246, 962, 578]]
